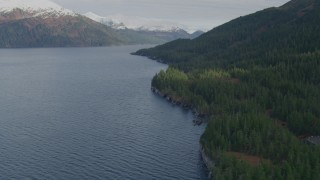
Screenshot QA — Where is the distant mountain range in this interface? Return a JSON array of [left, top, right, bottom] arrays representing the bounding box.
[[0, 0, 203, 48], [0, 0, 126, 47], [82, 12, 203, 44], [83, 12, 194, 33]]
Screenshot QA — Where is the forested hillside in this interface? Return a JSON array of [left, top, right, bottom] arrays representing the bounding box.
[[134, 0, 320, 179]]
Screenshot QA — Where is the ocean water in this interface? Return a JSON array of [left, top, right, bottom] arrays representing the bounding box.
[[0, 45, 208, 179]]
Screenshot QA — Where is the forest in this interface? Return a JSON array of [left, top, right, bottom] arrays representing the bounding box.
[[134, 0, 320, 179]]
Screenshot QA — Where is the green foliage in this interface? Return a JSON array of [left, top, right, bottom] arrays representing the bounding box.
[[139, 0, 320, 179]]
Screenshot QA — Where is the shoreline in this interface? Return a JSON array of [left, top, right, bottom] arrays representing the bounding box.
[[151, 86, 207, 125], [150, 86, 214, 177], [200, 144, 215, 178]]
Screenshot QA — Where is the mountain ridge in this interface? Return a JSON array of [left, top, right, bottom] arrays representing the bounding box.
[[0, 0, 126, 47], [0, 0, 204, 48], [0, 0, 76, 17], [134, 0, 320, 69], [83, 12, 196, 33], [83, 12, 204, 44], [134, 0, 320, 179]]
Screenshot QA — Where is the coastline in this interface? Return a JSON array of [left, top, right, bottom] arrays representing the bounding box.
[[200, 144, 214, 178], [150, 86, 214, 177], [151, 86, 207, 125]]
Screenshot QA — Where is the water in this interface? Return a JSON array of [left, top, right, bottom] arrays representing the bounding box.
[[0, 45, 208, 179]]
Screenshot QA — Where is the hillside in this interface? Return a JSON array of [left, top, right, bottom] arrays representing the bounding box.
[[0, 14, 125, 47], [0, 0, 203, 48], [0, 0, 124, 47], [135, 0, 320, 179], [135, 0, 320, 70]]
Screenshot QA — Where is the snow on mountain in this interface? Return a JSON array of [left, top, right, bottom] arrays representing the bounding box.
[[84, 12, 191, 33], [0, 0, 76, 17], [84, 12, 126, 30]]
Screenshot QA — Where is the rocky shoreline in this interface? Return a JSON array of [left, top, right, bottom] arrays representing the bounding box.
[[151, 86, 214, 178], [151, 86, 207, 126], [200, 144, 215, 178]]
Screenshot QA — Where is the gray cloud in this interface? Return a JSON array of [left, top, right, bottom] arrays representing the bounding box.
[[52, 0, 290, 31]]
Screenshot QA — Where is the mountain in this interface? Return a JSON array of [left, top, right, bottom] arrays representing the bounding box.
[[0, 0, 75, 18], [190, 30, 204, 39], [84, 12, 192, 33], [83, 12, 204, 44], [134, 0, 320, 179], [0, 0, 125, 47], [134, 0, 320, 69]]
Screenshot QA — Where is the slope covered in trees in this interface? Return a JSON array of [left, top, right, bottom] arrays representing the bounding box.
[[135, 0, 320, 70], [134, 0, 320, 179]]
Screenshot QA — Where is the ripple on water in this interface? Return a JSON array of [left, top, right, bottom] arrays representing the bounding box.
[[0, 46, 209, 180]]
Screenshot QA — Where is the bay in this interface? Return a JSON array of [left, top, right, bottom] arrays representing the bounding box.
[[0, 45, 208, 179]]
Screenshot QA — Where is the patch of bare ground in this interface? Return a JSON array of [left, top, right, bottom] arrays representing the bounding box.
[[228, 78, 241, 84], [226, 152, 271, 166]]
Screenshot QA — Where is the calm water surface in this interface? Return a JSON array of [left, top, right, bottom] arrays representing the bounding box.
[[0, 45, 208, 179]]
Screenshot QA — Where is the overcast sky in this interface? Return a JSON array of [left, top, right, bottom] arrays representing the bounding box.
[[52, 0, 290, 31]]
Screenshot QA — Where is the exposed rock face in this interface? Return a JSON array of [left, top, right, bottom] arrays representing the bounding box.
[[306, 136, 320, 145]]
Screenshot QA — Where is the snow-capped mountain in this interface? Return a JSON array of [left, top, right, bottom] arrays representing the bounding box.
[[83, 12, 204, 43], [84, 12, 190, 33], [84, 12, 127, 30], [0, 0, 203, 47], [0, 0, 125, 47], [0, 0, 76, 18]]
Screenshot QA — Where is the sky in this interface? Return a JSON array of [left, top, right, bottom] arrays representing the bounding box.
[[52, 0, 290, 32]]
